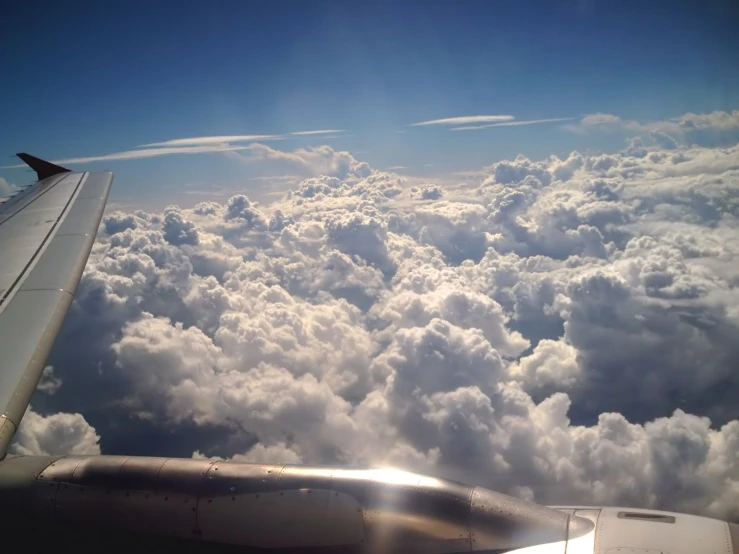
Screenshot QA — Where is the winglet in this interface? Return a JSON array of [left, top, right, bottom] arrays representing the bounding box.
[[16, 153, 72, 181]]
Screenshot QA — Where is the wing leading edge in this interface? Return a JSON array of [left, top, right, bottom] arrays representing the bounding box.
[[0, 154, 113, 457]]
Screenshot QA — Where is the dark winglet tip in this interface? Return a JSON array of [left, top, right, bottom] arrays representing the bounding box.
[[16, 153, 72, 181]]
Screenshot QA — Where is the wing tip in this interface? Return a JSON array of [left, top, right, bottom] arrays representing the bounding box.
[[16, 153, 72, 181]]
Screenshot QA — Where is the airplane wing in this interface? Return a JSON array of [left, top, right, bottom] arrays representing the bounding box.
[[0, 154, 113, 457]]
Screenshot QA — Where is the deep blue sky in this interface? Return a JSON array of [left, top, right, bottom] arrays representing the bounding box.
[[2, 0, 738, 207]]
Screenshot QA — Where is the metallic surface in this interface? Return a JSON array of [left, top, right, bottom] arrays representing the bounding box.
[[470, 487, 579, 550], [199, 489, 364, 547], [591, 506, 734, 554], [730, 522, 739, 554], [0, 455, 594, 553], [0, 170, 113, 457], [565, 510, 599, 554], [499, 509, 600, 554], [0, 172, 83, 303], [616, 511, 675, 523], [554, 505, 736, 554]]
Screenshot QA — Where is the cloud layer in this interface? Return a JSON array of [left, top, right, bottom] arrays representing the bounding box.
[[15, 126, 739, 521], [570, 110, 739, 148]]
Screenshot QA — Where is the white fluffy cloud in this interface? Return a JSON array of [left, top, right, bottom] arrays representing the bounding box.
[[572, 110, 739, 148], [37, 366, 62, 395], [233, 144, 372, 180], [22, 132, 739, 520], [12, 407, 100, 456]]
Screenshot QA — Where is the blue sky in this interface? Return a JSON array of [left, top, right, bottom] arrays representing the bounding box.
[[2, 0, 738, 207]]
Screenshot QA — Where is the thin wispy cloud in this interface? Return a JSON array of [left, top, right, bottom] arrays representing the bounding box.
[[141, 130, 345, 147], [0, 133, 353, 170], [141, 135, 283, 147], [290, 130, 344, 135], [296, 134, 346, 140], [0, 144, 257, 168], [409, 115, 514, 126], [450, 117, 575, 131]]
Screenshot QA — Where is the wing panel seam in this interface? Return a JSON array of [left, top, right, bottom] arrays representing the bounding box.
[[0, 174, 69, 227], [0, 173, 87, 315]]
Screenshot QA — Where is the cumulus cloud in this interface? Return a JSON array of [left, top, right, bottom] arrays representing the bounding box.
[[28, 115, 739, 521], [232, 144, 373, 181], [193, 442, 303, 464], [11, 407, 100, 456], [409, 184, 443, 200], [37, 366, 63, 395], [163, 206, 200, 245], [571, 110, 739, 148]]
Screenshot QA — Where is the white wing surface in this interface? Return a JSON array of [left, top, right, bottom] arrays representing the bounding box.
[[0, 154, 113, 457]]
